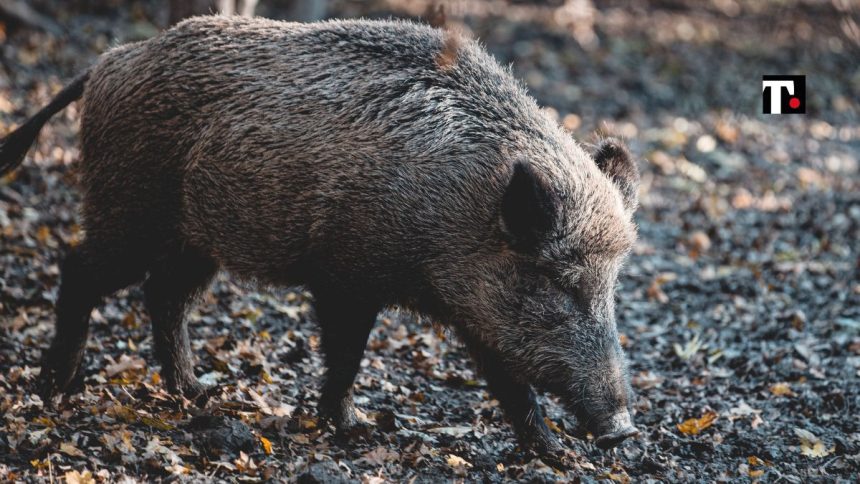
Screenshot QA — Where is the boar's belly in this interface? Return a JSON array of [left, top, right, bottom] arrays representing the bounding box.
[[180, 159, 313, 284]]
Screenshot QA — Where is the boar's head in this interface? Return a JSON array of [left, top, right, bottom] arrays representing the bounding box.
[[437, 137, 640, 449]]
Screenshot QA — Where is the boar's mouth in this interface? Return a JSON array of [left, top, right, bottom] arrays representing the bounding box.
[[534, 384, 639, 449], [591, 411, 639, 449]]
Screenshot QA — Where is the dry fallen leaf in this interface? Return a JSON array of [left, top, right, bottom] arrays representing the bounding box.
[[105, 354, 146, 377], [674, 333, 704, 361], [35, 225, 51, 244], [301, 416, 318, 430], [358, 446, 399, 466], [138, 415, 174, 431], [234, 451, 257, 475], [599, 466, 631, 484], [677, 411, 718, 435], [446, 454, 472, 469], [64, 470, 95, 484], [688, 230, 711, 258], [260, 436, 273, 455], [646, 272, 676, 304], [60, 442, 85, 457], [31, 416, 54, 428], [769, 382, 795, 397], [632, 371, 665, 389], [121, 312, 137, 329], [794, 428, 834, 458], [427, 426, 471, 437], [544, 417, 562, 433], [108, 405, 138, 424], [747, 455, 770, 477]]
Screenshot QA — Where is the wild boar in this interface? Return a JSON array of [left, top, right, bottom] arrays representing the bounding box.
[[0, 16, 641, 460]]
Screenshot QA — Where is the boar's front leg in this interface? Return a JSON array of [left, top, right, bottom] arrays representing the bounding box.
[[464, 336, 566, 460], [310, 283, 380, 432], [142, 248, 216, 400]]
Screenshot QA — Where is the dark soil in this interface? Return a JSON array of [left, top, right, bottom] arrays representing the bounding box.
[[1, 0, 858, 482]]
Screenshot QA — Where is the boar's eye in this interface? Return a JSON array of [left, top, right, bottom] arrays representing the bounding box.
[[500, 161, 560, 253]]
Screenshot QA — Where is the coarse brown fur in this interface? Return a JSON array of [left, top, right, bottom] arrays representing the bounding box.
[[0, 16, 641, 461]]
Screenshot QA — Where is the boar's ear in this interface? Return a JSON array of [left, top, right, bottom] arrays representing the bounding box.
[[501, 161, 560, 252], [593, 138, 639, 212]]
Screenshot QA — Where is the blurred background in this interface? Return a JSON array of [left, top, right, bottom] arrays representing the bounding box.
[[1, 0, 858, 481]]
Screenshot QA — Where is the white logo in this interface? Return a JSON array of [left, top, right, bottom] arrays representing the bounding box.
[[762, 75, 805, 114], [762, 79, 795, 114]]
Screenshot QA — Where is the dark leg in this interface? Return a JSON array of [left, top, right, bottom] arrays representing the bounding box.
[[310, 283, 380, 431], [464, 337, 564, 458], [39, 243, 147, 401], [143, 248, 216, 399]]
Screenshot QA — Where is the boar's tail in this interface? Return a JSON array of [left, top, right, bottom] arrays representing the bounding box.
[[0, 69, 90, 176]]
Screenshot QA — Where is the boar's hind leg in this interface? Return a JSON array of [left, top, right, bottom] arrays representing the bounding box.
[[311, 284, 380, 432], [465, 338, 565, 459], [143, 248, 216, 400], [39, 243, 147, 402]]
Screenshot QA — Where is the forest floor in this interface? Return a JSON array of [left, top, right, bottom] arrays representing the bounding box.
[[1, 0, 859, 482]]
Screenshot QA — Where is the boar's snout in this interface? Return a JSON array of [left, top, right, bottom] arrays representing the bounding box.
[[592, 410, 639, 449]]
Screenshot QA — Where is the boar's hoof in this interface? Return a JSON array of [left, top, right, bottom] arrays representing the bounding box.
[[593, 412, 639, 450], [521, 432, 570, 468], [336, 420, 373, 441], [37, 361, 82, 406], [319, 397, 371, 439], [165, 376, 212, 404], [184, 382, 211, 404]]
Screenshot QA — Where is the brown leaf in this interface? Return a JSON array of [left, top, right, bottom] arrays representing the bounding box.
[[446, 454, 472, 472], [105, 354, 146, 377], [358, 446, 399, 466], [677, 411, 718, 435], [688, 231, 711, 259], [59, 442, 85, 457], [598, 466, 631, 484], [647, 272, 676, 304], [260, 436, 273, 455], [35, 225, 51, 244], [64, 470, 95, 484], [794, 428, 834, 458], [543, 417, 562, 433], [769, 382, 796, 397], [138, 415, 174, 431], [108, 404, 138, 424]]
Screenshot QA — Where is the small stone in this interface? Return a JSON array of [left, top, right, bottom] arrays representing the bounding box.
[[689, 231, 712, 257], [297, 461, 351, 484], [696, 134, 717, 153], [188, 416, 256, 457]]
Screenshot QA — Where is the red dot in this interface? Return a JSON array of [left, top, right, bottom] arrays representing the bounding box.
[[789, 97, 801, 109]]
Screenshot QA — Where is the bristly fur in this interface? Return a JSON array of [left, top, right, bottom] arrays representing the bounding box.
[[9, 16, 641, 454]]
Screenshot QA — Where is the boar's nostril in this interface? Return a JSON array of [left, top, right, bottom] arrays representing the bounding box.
[[593, 411, 639, 450]]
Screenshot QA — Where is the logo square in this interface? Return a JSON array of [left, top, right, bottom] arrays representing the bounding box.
[[762, 75, 806, 114]]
